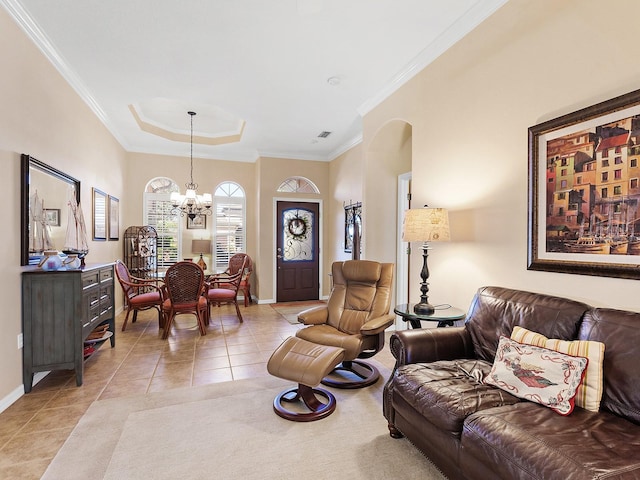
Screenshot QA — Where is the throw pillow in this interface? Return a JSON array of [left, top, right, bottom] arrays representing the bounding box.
[[511, 326, 605, 412], [485, 336, 588, 415]]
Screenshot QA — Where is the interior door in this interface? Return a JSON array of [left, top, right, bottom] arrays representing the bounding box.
[[276, 201, 319, 302]]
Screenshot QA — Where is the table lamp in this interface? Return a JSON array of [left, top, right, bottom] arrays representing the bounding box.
[[191, 239, 212, 271], [402, 206, 450, 315]]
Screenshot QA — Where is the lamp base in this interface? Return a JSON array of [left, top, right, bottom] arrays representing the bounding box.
[[414, 302, 435, 315], [197, 253, 207, 271]]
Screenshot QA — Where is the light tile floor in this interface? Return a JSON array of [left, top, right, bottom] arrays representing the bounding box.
[[0, 302, 397, 479]]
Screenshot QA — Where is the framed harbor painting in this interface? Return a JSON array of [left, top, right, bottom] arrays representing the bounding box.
[[528, 88, 640, 279]]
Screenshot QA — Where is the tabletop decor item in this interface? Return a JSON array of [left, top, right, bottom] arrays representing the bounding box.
[[38, 250, 63, 271], [63, 254, 81, 270]]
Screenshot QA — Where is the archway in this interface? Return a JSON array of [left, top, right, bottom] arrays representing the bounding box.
[[363, 119, 412, 328]]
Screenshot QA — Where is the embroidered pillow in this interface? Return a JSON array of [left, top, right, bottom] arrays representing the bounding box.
[[486, 336, 588, 415], [511, 326, 605, 412]]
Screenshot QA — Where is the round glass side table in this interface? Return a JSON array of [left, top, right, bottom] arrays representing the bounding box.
[[394, 303, 466, 329]]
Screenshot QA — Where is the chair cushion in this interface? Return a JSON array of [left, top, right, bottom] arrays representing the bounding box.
[[341, 260, 382, 283], [461, 402, 640, 480], [579, 308, 640, 425], [326, 261, 393, 334], [296, 324, 363, 360], [207, 288, 236, 301], [511, 326, 605, 412], [163, 296, 207, 311], [465, 286, 589, 364], [392, 360, 520, 436], [129, 291, 161, 307], [267, 337, 345, 386]]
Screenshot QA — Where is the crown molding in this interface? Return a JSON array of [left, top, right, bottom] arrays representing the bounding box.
[[358, 0, 509, 116], [329, 134, 363, 161], [1, 0, 129, 149], [257, 149, 330, 162]]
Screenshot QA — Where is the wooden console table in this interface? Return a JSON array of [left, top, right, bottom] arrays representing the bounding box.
[[21, 262, 115, 393]]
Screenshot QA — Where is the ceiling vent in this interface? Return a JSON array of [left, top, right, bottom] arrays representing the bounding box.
[[317, 131, 332, 138]]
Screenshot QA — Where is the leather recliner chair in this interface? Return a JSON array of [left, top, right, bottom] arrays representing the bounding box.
[[296, 260, 395, 388]]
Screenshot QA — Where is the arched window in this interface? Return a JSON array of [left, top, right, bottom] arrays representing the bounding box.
[[143, 177, 181, 269], [213, 182, 246, 272], [276, 176, 320, 194]]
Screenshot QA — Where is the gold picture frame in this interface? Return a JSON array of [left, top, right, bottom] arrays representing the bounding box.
[[528, 88, 640, 279]]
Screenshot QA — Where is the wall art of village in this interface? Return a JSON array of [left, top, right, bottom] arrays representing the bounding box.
[[546, 115, 640, 256]]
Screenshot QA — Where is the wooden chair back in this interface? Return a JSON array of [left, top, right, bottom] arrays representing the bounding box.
[[164, 261, 205, 305]]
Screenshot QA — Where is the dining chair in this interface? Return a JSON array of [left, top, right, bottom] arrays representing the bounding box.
[[114, 259, 164, 331], [161, 261, 208, 339], [205, 255, 247, 323], [219, 253, 253, 307]]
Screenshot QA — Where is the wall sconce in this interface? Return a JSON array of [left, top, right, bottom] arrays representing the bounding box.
[[402, 206, 450, 315]]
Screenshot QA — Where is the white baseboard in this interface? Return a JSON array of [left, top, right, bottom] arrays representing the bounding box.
[[0, 371, 49, 414], [1, 309, 125, 414]]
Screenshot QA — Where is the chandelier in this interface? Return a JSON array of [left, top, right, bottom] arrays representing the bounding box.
[[170, 111, 213, 220]]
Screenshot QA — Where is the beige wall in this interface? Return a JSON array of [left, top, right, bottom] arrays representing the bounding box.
[[364, 0, 640, 312], [124, 152, 257, 280], [256, 156, 329, 301], [1, 8, 126, 401], [363, 120, 412, 264], [328, 143, 364, 267]]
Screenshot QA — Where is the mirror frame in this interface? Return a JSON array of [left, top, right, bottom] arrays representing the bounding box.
[[21, 154, 81, 266]]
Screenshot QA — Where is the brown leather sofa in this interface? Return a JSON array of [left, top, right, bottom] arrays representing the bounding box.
[[383, 286, 640, 480]]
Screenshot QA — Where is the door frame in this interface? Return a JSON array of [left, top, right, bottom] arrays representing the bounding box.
[[272, 197, 324, 302], [396, 172, 411, 330]]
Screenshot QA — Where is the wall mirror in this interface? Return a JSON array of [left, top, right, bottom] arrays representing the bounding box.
[[20, 154, 81, 266]]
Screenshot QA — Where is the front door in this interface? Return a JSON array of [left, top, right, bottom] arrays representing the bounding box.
[[276, 201, 319, 302]]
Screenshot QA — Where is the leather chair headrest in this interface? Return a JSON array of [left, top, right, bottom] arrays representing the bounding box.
[[342, 260, 382, 283]]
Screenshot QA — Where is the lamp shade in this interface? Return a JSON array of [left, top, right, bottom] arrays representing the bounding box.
[[402, 207, 450, 243], [191, 239, 212, 254]]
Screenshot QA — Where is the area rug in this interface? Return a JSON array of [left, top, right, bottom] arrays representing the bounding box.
[[42, 364, 446, 480], [271, 300, 327, 325]]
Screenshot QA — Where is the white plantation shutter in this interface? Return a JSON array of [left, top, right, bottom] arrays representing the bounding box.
[[213, 183, 245, 273], [143, 192, 180, 269]]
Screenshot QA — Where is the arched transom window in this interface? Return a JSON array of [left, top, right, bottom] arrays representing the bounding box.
[[277, 176, 320, 194]]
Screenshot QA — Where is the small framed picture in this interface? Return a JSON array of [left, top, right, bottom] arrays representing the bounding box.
[[108, 195, 119, 240], [44, 208, 60, 227], [187, 214, 207, 230], [92, 188, 107, 241]]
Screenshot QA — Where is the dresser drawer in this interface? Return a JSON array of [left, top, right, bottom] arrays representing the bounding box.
[[84, 291, 101, 328], [100, 268, 113, 283], [100, 286, 113, 316], [82, 271, 100, 290]]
